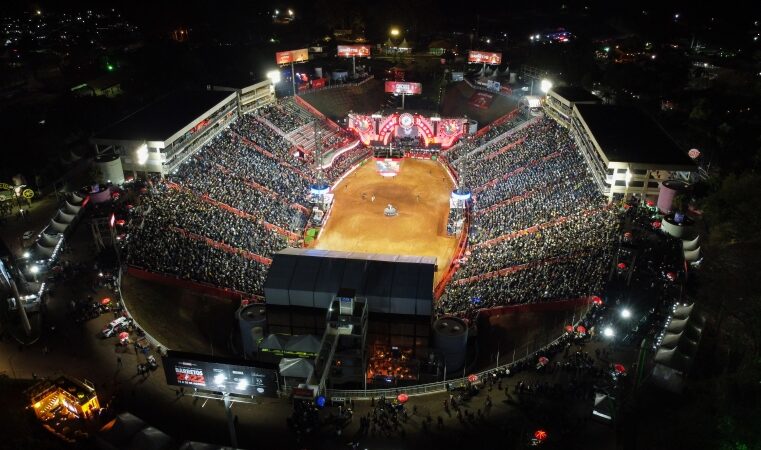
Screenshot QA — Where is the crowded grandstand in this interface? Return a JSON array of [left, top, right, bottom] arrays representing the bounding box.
[[125, 89, 618, 320]]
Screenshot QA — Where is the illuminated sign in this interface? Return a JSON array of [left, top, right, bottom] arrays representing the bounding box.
[[384, 81, 422, 95], [468, 50, 502, 65], [162, 351, 278, 397], [22, 189, 35, 199], [275, 48, 309, 65], [337, 45, 371, 57]]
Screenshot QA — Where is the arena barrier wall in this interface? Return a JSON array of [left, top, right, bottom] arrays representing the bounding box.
[[126, 265, 262, 302], [476, 296, 594, 318]]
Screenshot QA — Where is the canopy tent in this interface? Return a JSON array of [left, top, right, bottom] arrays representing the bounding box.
[[64, 201, 82, 215], [682, 235, 700, 251], [684, 247, 701, 263], [285, 334, 321, 355], [70, 193, 86, 204], [35, 243, 54, 258], [55, 210, 76, 224], [672, 303, 694, 320], [98, 412, 147, 446], [180, 442, 245, 450], [279, 357, 315, 379], [660, 332, 699, 355], [592, 392, 615, 422], [654, 347, 693, 373], [48, 219, 69, 234], [651, 363, 685, 393], [38, 233, 61, 248], [259, 334, 290, 354], [129, 426, 173, 450]]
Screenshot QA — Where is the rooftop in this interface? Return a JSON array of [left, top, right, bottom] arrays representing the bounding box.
[[574, 104, 696, 168], [550, 86, 599, 103], [94, 89, 234, 143]]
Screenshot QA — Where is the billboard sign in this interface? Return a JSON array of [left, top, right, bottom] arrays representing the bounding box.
[[162, 351, 278, 397], [384, 81, 422, 95], [275, 48, 309, 65], [468, 50, 502, 65], [337, 45, 371, 57]]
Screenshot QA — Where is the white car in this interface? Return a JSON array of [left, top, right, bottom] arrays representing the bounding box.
[[101, 317, 132, 338]]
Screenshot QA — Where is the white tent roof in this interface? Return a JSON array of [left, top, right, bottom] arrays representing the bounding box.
[[35, 243, 54, 258], [98, 412, 147, 445], [592, 393, 615, 422], [684, 247, 701, 262], [55, 210, 76, 224], [180, 442, 244, 450], [285, 334, 322, 355], [660, 332, 699, 356], [64, 201, 82, 215], [128, 426, 173, 450], [654, 347, 693, 373], [70, 193, 85, 204], [260, 334, 290, 352], [48, 220, 68, 233], [279, 357, 315, 379], [38, 233, 61, 248], [682, 235, 700, 251], [672, 303, 694, 320]]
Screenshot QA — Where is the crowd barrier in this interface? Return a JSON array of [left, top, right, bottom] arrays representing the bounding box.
[[320, 298, 595, 400]]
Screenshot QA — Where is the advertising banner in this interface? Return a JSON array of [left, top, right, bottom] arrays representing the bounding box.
[[468, 91, 495, 110], [337, 45, 371, 57], [468, 50, 502, 65], [275, 48, 309, 65], [162, 351, 278, 397], [384, 81, 422, 95], [311, 78, 327, 89], [374, 158, 402, 177]]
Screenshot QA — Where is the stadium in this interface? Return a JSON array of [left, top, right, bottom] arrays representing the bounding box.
[[88, 49, 693, 404]]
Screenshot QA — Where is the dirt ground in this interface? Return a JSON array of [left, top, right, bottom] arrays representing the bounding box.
[[315, 158, 457, 285]]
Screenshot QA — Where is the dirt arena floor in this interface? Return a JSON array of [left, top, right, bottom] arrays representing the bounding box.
[[315, 158, 457, 285]]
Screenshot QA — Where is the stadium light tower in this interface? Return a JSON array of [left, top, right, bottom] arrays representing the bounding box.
[[266, 70, 281, 84], [540, 78, 553, 94]]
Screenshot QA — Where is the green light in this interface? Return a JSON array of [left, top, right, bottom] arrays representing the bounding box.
[[106, 64, 114, 71]]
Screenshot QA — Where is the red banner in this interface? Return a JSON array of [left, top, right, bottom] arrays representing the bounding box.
[[275, 48, 309, 64], [311, 78, 326, 89], [384, 81, 422, 95], [468, 91, 495, 110], [468, 50, 502, 65], [337, 45, 371, 57]]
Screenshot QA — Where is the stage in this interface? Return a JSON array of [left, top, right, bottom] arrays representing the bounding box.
[[314, 159, 457, 286]]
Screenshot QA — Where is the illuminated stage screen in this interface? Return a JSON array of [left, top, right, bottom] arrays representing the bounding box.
[[375, 158, 402, 177], [162, 351, 278, 397], [384, 81, 422, 95], [348, 113, 466, 149], [468, 50, 503, 65], [338, 45, 371, 57]]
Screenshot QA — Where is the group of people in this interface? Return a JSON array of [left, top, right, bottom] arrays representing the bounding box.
[[439, 117, 619, 319], [257, 98, 312, 134]]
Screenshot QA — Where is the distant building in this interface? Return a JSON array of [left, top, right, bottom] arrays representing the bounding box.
[[91, 82, 274, 179], [71, 74, 122, 98], [569, 104, 696, 201], [544, 86, 599, 128]]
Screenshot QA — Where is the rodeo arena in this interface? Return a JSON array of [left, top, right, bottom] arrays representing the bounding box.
[[4, 47, 703, 449]]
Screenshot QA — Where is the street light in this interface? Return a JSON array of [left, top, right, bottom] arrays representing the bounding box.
[[390, 28, 400, 37], [23, 251, 30, 258], [603, 326, 615, 338], [621, 308, 632, 319], [540, 78, 553, 94], [30, 265, 39, 274]]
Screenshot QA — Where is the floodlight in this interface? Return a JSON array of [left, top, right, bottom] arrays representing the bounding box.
[[390, 28, 400, 37], [266, 70, 281, 84], [621, 308, 632, 319], [30, 265, 40, 274], [603, 326, 615, 337], [136, 144, 149, 165], [540, 79, 553, 94], [23, 251, 30, 258]]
